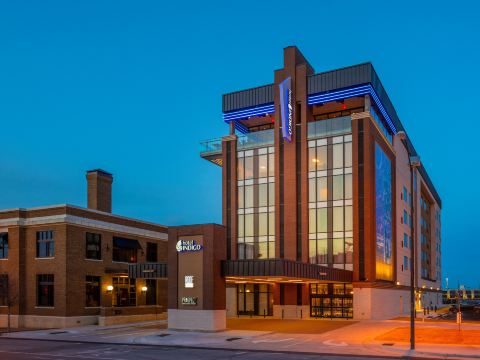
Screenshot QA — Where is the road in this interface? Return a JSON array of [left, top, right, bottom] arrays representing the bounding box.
[[0, 338, 403, 360]]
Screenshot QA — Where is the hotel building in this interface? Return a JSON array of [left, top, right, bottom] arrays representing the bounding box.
[[200, 46, 442, 320]]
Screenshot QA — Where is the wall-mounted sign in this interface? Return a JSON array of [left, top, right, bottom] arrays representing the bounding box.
[[279, 77, 293, 142], [185, 275, 194, 288], [176, 239, 203, 252], [181, 296, 198, 305]]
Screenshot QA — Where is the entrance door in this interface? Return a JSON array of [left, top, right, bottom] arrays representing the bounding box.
[[237, 284, 273, 316]]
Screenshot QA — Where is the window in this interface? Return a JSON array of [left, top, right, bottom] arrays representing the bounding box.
[[0, 274, 7, 306], [308, 135, 352, 269], [403, 233, 409, 248], [237, 147, 275, 259], [112, 237, 140, 263], [403, 186, 407, 203], [146, 243, 158, 262], [86, 233, 101, 260], [145, 279, 157, 305], [403, 210, 408, 226], [36, 231, 54, 258], [37, 274, 54, 307], [112, 277, 136, 306], [0, 233, 8, 259], [403, 256, 409, 271], [85, 276, 101, 307]]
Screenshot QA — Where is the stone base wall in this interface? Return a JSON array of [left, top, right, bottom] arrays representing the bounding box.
[[168, 309, 226, 331], [273, 305, 310, 319], [0, 315, 98, 329]]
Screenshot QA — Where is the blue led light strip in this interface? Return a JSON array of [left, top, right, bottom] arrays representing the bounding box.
[[307, 84, 397, 134], [222, 84, 397, 135], [234, 121, 249, 134], [223, 103, 275, 122]]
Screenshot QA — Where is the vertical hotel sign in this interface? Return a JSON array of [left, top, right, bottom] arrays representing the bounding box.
[[279, 77, 293, 142]]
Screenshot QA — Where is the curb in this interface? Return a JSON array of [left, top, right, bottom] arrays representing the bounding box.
[[2, 335, 478, 360]]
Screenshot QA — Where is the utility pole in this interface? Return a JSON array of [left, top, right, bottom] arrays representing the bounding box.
[[396, 131, 420, 351]]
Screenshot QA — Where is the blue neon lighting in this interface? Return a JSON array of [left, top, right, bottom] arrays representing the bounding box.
[[222, 84, 397, 135], [234, 121, 249, 134], [223, 103, 274, 122], [308, 84, 397, 134]]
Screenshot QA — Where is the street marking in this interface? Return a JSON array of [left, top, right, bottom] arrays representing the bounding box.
[[0, 350, 128, 360], [322, 339, 348, 347], [252, 337, 294, 344]]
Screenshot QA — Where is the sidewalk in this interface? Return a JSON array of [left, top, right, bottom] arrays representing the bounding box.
[[2, 319, 480, 359]]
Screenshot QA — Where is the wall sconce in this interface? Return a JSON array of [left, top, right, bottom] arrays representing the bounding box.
[[106, 285, 113, 294], [396, 281, 401, 286], [141, 286, 148, 292]]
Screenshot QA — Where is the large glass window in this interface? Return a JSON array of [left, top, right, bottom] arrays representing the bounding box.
[[112, 277, 136, 307], [86, 276, 101, 307], [375, 143, 393, 281], [146, 242, 158, 262], [112, 237, 139, 263], [37, 274, 54, 307], [0, 275, 8, 306], [237, 147, 275, 259], [86, 233, 101, 260], [310, 283, 353, 319], [36, 230, 54, 258], [308, 133, 352, 270], [0, 233, 8, 259], [145, 279, 157, 305]]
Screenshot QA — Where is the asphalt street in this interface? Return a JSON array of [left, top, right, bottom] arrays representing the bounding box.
[[0, 338, 406, 360]]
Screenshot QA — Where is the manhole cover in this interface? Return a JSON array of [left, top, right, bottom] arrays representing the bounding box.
[[382, 343, 394, 346], [226, 337, 242, 342]]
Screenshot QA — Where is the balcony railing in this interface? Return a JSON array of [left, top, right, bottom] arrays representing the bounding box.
[[237, 128, 274, 150], [307, 115, 352, 139], [200, 128, 274, 159], [199, 138, 223, 156]]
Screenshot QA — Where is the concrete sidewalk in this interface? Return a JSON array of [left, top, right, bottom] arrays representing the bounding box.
[[2, 319, 480, 359]]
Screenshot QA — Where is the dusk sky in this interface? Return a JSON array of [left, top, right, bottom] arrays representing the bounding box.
[[1, 1, 479, 288]]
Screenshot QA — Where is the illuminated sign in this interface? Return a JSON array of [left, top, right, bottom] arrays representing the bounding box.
[[176, 239, 203, 252], [185, 275, 194, 288], [279, 77, 293, 142], [181, 296, 198, 305]]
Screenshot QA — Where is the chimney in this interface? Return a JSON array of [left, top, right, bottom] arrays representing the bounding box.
[[86, 169, 113, 213]]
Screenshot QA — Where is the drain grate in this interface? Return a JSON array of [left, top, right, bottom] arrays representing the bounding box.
[[157, 333, 171, 337], [382, 343, 395, 346], [226, 337, 242, 342], [50, 331, 68, 335]]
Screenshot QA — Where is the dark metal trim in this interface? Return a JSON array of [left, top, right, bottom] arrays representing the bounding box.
[[128, 263, 168, 279], [222, 259, 353, 283]]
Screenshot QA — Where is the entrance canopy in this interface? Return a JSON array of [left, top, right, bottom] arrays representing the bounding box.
[[222, 259, 352, 283]]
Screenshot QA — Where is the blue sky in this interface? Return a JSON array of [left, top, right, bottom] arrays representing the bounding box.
[[0, 1, 478, 288]]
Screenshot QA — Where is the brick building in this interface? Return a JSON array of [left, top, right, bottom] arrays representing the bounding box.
[[0, 169, 168, 328], [199, 46, 442, 320]]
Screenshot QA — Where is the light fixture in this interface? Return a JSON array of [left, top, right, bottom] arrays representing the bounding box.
[[141, 286, 148, 292], [106, 285, 113, 293], [396, 281, 401, 286], [312, 158, 319, 163]]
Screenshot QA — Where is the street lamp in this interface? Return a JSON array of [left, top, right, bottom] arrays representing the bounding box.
[[396, 131, 421, 351]]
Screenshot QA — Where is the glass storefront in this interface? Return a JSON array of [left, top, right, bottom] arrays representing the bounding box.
[[237, 283, 273, 316], [310, 283, 353, 318]]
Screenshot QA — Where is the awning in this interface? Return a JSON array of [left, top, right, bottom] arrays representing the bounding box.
[[113, 237, 141, 249], [222, 259, 353, 283]]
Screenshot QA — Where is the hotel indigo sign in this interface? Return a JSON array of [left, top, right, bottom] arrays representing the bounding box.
[[279, 77, 293, 142], [176, 239, 203, 252]]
